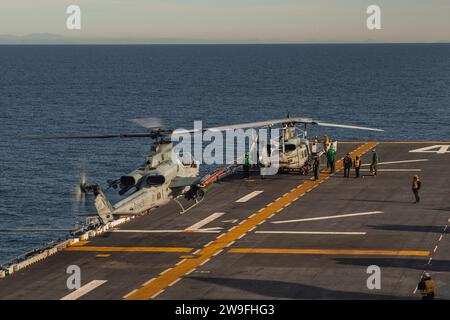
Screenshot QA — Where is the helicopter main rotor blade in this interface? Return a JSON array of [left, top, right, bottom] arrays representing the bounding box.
[[203, 117, 315, 132], [0, 228, 78, 233], [172, 117, 383, 133], [26, 117, 383, 140], [170, 118, 315, 136], [315, 122, 384, 132], [27, 132, 155, 140]]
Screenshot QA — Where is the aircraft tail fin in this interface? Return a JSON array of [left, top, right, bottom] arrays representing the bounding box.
[[93, 188, 115, 225]]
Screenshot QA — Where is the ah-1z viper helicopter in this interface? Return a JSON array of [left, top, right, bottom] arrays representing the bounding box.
[[39, 116, 382, 226]]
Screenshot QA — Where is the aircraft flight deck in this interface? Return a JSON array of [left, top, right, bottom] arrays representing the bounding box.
[[1, 141, 449, 300]]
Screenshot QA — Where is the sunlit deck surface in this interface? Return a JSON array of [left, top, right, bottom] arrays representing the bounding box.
[[1, 142, 450, 300]]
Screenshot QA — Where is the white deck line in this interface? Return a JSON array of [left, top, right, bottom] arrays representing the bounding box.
[[236, 191, 264, 203], [360, 169, 422, 172], [60, 280, 107, 300], [110, 229, 220, 233], [361, 159, 429, 166], [123, 289, 138, 299], [150, 289, 165, 299], [272, 211, 383, 224], [185, 212, 225, 231], [255, 231, 367, 235]]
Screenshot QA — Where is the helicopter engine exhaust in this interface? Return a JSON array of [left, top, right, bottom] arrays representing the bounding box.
[[119, 162, 178, 194], [142, 162, 177, 187], [120, 170, 144, 188], [145, 174, 166, 186]]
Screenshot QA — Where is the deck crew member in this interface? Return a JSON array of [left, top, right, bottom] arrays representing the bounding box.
[[323, 134, 330, 151], [311, 136, 319, 154], [243, 153, 250, 179], [370, 149, 379, 176], [412, 175, 421, 203], [313, 156, 320, 180], [354, 156, 362, 178], [327, 144, 336, 173], [418, 272, 435, 300], [343, 153, 352, 178]]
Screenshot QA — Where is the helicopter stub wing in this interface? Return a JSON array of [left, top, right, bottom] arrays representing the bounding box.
[[112, 212, 143, 217], [169, 176, 200, 188]]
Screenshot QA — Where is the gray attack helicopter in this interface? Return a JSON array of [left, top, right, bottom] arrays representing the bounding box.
[[34, 116, 383, 226]]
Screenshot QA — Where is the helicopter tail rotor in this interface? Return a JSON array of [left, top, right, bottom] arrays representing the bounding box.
[[72, 171, 112, 225], [72, 172, 100, 211], [79, 173, 88, 194], [71, 172, 88, 217]]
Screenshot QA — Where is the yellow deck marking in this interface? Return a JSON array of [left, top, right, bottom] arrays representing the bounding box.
[[67, 240, 90, 247], [124, 142, 378, 300], [229, 248, 430, 257], [96, 254, 111, 257], [65, 246, 193, 253]]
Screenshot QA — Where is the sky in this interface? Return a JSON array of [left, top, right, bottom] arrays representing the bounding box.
[[0, 0, 449, 43]]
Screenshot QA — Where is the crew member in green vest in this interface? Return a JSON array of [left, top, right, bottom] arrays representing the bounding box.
[[243, 153, 250, 179], [370, 149, 379, 176], [327, 144, 336, 173]]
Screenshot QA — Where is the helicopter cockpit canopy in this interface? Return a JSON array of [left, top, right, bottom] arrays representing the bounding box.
[[284, 143, 297, 152]]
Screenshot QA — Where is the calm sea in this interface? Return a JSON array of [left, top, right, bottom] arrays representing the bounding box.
[[0, 44, 449, 264]]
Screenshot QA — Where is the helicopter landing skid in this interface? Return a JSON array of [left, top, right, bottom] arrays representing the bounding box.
[[173, 196, 204, 215]]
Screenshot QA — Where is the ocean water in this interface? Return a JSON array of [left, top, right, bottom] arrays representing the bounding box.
[[0, 44, 449, 264]]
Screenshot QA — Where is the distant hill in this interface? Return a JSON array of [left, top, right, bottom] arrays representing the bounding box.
[[0, 34, 256, 45], [1, 33, 448, 45]]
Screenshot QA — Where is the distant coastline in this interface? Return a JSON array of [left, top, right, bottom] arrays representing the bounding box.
[[1, 33, 449, 45]]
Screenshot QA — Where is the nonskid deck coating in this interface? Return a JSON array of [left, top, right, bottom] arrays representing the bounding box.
[[1, 142, 449, 300]]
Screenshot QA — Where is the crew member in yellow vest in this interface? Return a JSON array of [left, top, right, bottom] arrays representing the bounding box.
[[323, 135, 330, 151], [418, 272, 435, 300], [354, 156, 362, 178]]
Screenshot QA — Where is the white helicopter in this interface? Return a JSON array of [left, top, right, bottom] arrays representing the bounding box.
[[217, 115, 383, 174], [37, 116, 383, 225]]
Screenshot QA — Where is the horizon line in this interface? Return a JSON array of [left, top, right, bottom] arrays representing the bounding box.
[[0, 41, 449, 46]]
